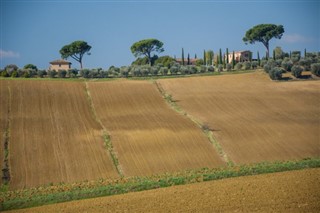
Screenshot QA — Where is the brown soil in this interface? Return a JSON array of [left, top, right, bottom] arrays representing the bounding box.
[[1, 80, 118, 189], [88, 80, 225, 177], [158, 71, 320, 164], [9, 168, 320, 213], [0, 80, 10, 185]]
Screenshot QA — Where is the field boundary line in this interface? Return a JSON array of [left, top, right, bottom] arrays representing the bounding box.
[[1, 84, 12, 188], [84, 82, 123, 177], [154, 81, 233, 166]]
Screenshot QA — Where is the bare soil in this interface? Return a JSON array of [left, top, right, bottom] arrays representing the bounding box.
[[1, 80, 118, 189], [158, 71, 320, 164], [88, 80, 225, 177], [9, 168, 320, 213]]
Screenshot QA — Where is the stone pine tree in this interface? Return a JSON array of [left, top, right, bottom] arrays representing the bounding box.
[[182, 48, 185, 65], [130, 38, 164, 66], [243, 24, 284, 58], [203, 50, 207, 66], [60, 40, 91, 69]]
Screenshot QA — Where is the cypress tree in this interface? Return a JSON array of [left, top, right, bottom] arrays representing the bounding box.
[[273, 49, 276, 60], [216, 55, 219, 68], [232, 51, 235, 69], [226, 48, 229, 64], [219, 48, 222, 65], [187, 53, 190, 65], [289, 51, 291, 59], [223, 54, 226, 69], [257, 51, 260, 66], [195, 54, 197, 59], [182, 48, 185, 65], [203, 50, 207, 66], [304, 48, 307, 58]]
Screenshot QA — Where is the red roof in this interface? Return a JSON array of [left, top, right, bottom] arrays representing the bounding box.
[[49, 59, 72, 64]]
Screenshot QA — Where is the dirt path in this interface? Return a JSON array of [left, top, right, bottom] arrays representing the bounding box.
[[8, 168, 320, 212]]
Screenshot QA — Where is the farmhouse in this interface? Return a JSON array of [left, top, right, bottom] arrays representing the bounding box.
[[175, 58, 198, 65], [49, 59, 72, 71], [226, 50, 252, 63]]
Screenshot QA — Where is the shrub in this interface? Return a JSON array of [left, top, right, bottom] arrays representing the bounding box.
[[298, 58, 312, 71], [251, 61, 258, 69], [159, 67, 168, 76], [22, 71, 30, 78], [198, 66, 206, 73], [291, 65, 303, 78], [80, 69, 90, 78], [243, 61, 251, 70], [37, 70, 47, 78], [180, 66, 187, 75], [190, 66, 198, 74], [269, 67, 283, 80], [48, 70, 57, 78], [218, 64, 223, 72], [120, 66, 129, 77], [311, 63, 320, 76], [67, 69, 78, 78], [151, 66, 159, 76], [208, 66, 215, 72], [132, 66, 141, 77], [275, 59, 283, 66], [141, 66, 150, 76], [281, 60, 293, 72], [0, 70, 9, 77], [11, 71, 19, 78], [235, 62, 242, 70], [58, 70, 67, 78], [170, 66, 179, 75], [225, 63, 232, 71]]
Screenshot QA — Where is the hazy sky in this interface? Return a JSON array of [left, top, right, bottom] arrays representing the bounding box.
[[1, 0, 319, 69]]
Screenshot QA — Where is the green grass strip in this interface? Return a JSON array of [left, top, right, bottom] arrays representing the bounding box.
[[1, 158, 319, 211]]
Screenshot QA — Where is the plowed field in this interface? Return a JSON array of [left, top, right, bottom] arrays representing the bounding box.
[[0, 80, 118, 189], [88, 80, 225, 176], [10, 168, 320, 212], [0, 80, 10, 185], [158, 72, 320, 164]]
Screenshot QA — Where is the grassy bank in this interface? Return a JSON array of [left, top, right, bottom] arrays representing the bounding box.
[[1, 158, 319, 211]]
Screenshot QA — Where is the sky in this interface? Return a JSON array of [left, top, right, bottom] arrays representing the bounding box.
[[0, 0, 319, 70]]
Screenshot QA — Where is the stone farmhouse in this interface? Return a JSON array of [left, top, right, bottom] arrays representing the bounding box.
[[49, 59, 72, 71], [226, 50, 252, 63]]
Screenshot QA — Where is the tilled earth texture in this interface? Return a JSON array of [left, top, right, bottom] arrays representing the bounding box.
[[8, 168, 320, 213]]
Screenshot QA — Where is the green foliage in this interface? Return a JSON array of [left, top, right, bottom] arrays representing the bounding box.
[[235, 62, 243, 70], [58, 70, 67, 78], [11, 71, 19, 78], [311, 63, 320, 76], [281, 59, 293, 72], [218, 64, 223, 72], [291, 51, 301, 63], [37, 70, 47, 78], [159, 67, 168, 76], [206, 50, 214, 66], [243, 24, 284, 57], [195, 59, 204, 66], [182, 48, 185, 65], [154, 56, 175, 68], [291, 65, 303, 78], [274, 46, 284, 59], [60, 40, 91, 69], [203, 50, 206, 65], [269, 67, 283, 80], [2, 158, 319, 211], [243, 61, 251, 70], [130, 38, 164, 66], [298, 58, 312, 71], [226, 63, 232, 71], [1, 70, 9, 77], [4, 64, 18, 76], [207, 66, 215, 72], [251, 61, 258, 69], [23, 64, 38, 71], [48, 70, 57, 78]]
